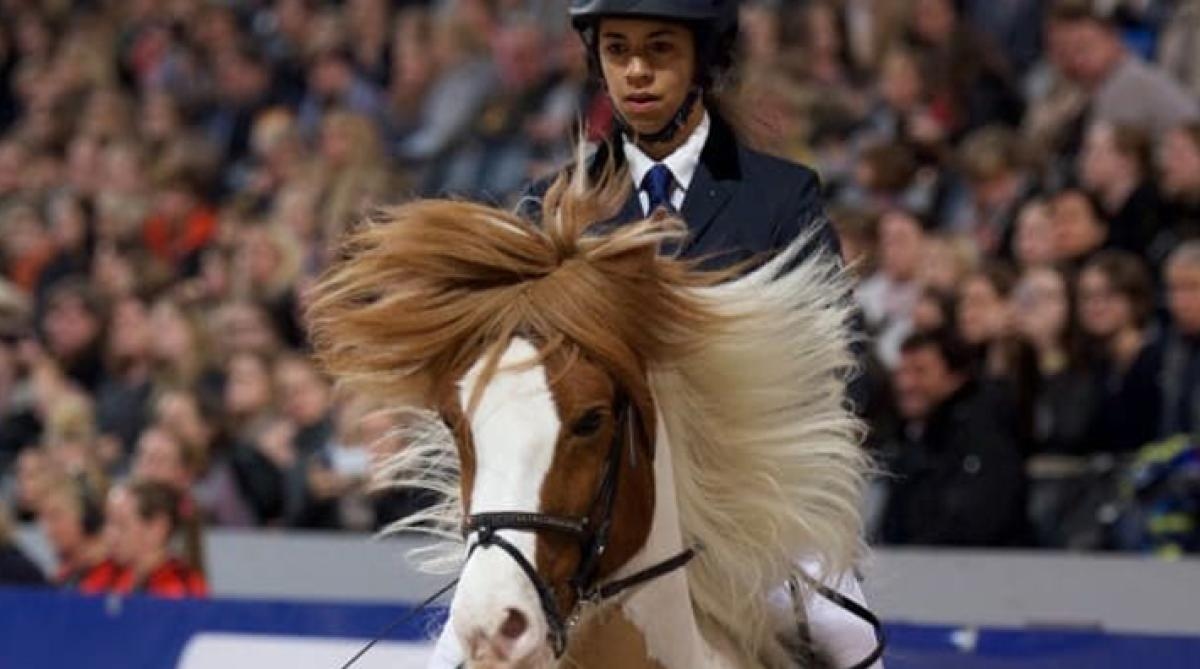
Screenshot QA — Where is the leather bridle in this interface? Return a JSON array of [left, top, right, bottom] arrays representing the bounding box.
[[460, 392, 697, 658]]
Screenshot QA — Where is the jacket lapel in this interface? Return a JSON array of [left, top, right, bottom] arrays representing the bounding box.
[[591, 113, 743, 247], [680, 115, 740, 252]]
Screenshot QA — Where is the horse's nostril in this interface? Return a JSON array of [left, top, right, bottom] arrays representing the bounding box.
[[499, 607, 528, 640]]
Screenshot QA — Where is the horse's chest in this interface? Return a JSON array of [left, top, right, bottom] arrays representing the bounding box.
[[560, 606, 667, 669]]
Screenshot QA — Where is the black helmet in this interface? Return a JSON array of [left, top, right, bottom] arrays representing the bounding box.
[[569, 0, 735, 28], [570, 0, 739, 85], [570, 0, 739, 143]]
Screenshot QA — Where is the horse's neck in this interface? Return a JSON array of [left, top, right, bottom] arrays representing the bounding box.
[[564, 429, 737, 669]]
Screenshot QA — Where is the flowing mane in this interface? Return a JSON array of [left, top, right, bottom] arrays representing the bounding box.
[[653, 235, 867, 665], [306, 155, 867, 666]]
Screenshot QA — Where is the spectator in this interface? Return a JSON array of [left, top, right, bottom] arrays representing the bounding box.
[[1, 200, 55, 293], [1047, 3, 1199, 138], [952, 125, 1036, 258], [394, 9, 496, 166], [0, 500, 44, 586], [856, 208, 925, 368], [428, 19, 558, 199], [917, 232, 977, 295], [205, 43, 283, 173], [132, 426, 195, 495], [303, 393, 381, 531], [1078, 121, 1162, 260], [296, 45, 387, 140], [35, 191, 94, 306], [141, 164, 218, 279], [1077, 250, 1162, 453], [1156, 0, 1200, 100], [101, 480, 206, 598], [153, 389, 256, 527], [36, 474, 115, 592], [904, 0, 1024, 136], [222, 351, 276, 444], [1156, 122, 1200, 263], [830, 207, 878, 279], [1049, 187, 1108, 271], [147, 297, 220, 400], [912, 285, 956, 332], [275, 355, 335, 527], [961, 0, 1044, 75], [882, 328, 1027, 546], [39, 279, 106, 393], [10, 448, 53, 522], [1013, 265, 1095, 456], [232, 223, 305, 349], [95, 295, 154, 466], [1159, 242, 1200, 439], [956, 263, 1037, 440], [860, 46, 939, 154], [1012, 198, 1058, 270], [311, 110, 394, 244], [957, 263, 1017, 374], [211, 300, 283, 361]]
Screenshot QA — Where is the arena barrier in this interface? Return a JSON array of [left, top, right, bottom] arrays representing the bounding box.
[[11, 529, 1200, 667], [1, 586, 1199, 668]]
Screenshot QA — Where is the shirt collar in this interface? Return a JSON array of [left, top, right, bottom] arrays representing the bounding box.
[[623, 111, 710, 192]]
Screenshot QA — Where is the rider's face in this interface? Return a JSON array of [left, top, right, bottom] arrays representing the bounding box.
[[597, 18, 696, 136]]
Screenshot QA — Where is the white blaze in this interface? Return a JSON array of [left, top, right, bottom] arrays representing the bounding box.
[[450, 337, 560, 659]]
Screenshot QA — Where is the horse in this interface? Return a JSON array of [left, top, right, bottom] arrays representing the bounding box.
[[306, 159, 869, 668]]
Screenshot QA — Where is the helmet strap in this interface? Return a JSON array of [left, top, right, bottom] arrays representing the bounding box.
[[614, 86, 702, 146]]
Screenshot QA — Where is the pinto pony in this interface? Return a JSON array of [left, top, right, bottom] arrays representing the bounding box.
[[307, 163, 868, 668]]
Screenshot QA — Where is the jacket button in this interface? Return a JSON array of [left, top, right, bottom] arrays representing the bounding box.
[[962, 455, 981, 474]]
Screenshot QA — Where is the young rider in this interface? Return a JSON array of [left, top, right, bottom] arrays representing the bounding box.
[[431, 2, 883, 667]]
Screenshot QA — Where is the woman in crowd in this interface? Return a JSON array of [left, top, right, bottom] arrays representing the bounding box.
[[1012, 265, 1095, 456], [101, 479, 206, 598], [1077, 251, 1162, 454], [36, 474, 116, 592], [956, 262, 1038, 443], [1158, 122, 1200, 261]]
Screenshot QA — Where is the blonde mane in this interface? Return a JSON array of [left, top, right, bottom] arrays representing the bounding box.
[[306, 155, 867, 666], [653, 236, 868, 667]]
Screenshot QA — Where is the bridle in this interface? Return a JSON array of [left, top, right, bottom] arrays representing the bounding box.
[[460, 392, 698, 658], [340, 393, 886, 669]]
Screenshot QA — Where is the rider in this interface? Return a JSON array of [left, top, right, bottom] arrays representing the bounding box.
[[431, 1, 882, 667], [521, 0, 841, 272]]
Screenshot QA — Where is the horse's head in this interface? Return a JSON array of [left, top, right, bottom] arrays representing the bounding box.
[[440, 334, 655, 665], [308, 172, 726, 666]]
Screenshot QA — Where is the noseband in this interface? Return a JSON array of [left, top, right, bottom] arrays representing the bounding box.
[[461, 393, 697, 658]]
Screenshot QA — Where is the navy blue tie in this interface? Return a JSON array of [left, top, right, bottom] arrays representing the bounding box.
[[641, 164, 674, 214]]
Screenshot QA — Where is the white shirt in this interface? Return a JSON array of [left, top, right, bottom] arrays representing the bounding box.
[[622, 112, 711, 216]]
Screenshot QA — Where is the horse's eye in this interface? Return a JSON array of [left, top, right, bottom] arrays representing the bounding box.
[[570, 408, 606, 438]]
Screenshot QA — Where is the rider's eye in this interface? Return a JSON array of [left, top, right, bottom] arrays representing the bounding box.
[[570, 408, 606, 438], [604, 42, 627, 57]]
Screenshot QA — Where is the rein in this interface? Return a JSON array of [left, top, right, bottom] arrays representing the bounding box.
[[461, 393, 697, 658]]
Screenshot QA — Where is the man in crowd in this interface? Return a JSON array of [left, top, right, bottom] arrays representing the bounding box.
[[883, 329, 1027, 546]]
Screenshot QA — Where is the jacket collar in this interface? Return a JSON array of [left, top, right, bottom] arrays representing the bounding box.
[[594, 111, 742, 242]]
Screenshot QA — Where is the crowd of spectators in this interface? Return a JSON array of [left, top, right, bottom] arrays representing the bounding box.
[[3, 0, 1200, 593]]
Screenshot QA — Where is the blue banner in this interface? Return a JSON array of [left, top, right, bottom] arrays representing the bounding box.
[[1, 587, 1197, 668]]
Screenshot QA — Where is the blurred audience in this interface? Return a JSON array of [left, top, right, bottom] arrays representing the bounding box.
[[0, 0, 1197, 564]]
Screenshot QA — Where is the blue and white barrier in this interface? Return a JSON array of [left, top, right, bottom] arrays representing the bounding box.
[[2, 587, 1199, 668]]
